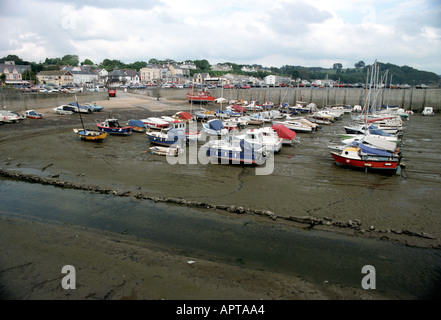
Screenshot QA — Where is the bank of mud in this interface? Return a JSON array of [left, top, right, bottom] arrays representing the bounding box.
[[1, 92, 440, 249]]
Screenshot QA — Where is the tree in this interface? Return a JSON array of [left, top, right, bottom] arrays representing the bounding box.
[[61, 54, 79, 66], [0, 73, 6, 85], [354, 61, 365, 69], [333, 63, 343, 70], [81, 59, 94, 65], [193, 59, 210, 72]]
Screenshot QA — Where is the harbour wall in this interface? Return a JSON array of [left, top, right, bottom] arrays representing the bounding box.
[[0, 89, 109, 111], [1, 87, 440, 112], [140, 87, 441, 112]]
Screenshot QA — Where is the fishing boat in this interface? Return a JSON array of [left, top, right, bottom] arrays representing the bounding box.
[[96, 118, 132, 135], [201, 136, 271, 166], [271, 124, 297, 145], [126, 119, 147, 132], [24, 110, 44, 119], [149, 145, 185, 157], [187, 90, 215, 104], [201, 118, 229, 136], [146, 124, 187, 146], [330, 142, 402, 174]]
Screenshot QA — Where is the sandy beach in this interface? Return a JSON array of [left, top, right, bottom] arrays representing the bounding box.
[[1, 91, 439, 300]]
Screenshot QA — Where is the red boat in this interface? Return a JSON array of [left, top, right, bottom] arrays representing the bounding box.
[[330, 144, 401, 174], [187, 90, 215, 104]]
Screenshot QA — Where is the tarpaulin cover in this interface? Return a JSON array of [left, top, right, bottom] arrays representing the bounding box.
[[271, 124, 296, 140]]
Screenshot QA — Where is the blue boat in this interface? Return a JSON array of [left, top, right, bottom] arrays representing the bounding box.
[[126, 119, 146, 132], [146, 127, 187, 147], [96, 118, 132, 135]]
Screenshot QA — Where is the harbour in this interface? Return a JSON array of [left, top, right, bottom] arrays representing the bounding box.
[[0, 91, 440, 299]]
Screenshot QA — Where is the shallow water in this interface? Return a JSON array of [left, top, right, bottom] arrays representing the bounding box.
[[1, 178, 440, 299]]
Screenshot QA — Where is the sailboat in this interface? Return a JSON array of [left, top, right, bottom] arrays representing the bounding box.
[[330, 61, 403, 174], [73, 96, 107, 142]]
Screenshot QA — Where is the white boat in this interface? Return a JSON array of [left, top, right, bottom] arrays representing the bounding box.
[[141, 117, 170, 130], [272, 119, 314, 133], [149, 145, 185, 157], [271, 124, 297, 145], [235, 127, 283, 153], [422, 107, 435, 116], [201, 136, 271, 166], [0, 110, 21, 123], [201, 119, 229, 136]]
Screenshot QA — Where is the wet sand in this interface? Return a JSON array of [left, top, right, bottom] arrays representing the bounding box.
[[0, 91, 439, 300]]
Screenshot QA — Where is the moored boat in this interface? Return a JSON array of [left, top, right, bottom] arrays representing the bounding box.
[[201, 136, 271, 166], [126, 119, 147, 132], [25, 110, 44, 119], [96, 118, 132, 135], [149, 145, 185, 157], [73, 128, 107, 142], [330, 142, 402, 174], [187, 90, 215, 104]]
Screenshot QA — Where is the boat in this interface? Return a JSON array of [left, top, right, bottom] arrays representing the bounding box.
[[272, 119, 315, 133], [194, 109, 216, 121], [330, 142, 402, 174], [126, 119, 147, 132], [72, 98, 107, 142], [201, 118, 229, 136], [174, 111, 196, 123], [73, 128, 107, 142], [201, 136, 271, 166], [422, 107, 435, 116], [146, 126, 187, 147], [0, 110, 21, 122], [96, 118, 132, 135], [235, 127, 283, 153], [222, 120, 243, 132], [53, 105, 76, 115], [24, 110, 44, 119], [289, 102, 317, 114], [187, 90, 215, 104], [271, 124, 297, 145], [141, 117, 170, 130], [149, 145, 185, 157]]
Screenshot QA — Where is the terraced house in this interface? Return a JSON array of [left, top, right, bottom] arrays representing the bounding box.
[[0, 61, 31, 85], [37, 70, 73, 86]]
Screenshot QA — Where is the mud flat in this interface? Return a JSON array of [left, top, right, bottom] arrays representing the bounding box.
[[0, 92, 440, 300]]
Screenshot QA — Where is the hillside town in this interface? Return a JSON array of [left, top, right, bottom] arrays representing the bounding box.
[[0, 59, 300, 90]]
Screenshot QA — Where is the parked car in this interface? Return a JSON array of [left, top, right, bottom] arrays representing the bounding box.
[[68, 102, 93, 113], [53, 105, 76, 115], [84, 103, 104, 112]]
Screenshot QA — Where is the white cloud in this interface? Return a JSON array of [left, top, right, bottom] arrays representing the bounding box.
[[0, 0, 440, 74]]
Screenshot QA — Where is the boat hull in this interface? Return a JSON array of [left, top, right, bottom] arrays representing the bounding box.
[[97, 124, 132, 135], [73, 129, 107, 142], [331, 152, 400, 173]]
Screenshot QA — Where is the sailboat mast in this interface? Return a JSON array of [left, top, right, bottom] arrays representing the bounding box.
[[75, 95, 85, 131]]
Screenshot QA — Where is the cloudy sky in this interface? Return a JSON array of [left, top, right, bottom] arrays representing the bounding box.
[[1, 0, 440, 74]]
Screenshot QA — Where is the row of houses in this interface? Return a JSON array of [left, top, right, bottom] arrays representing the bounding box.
[[1, 60, 292, 88]]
